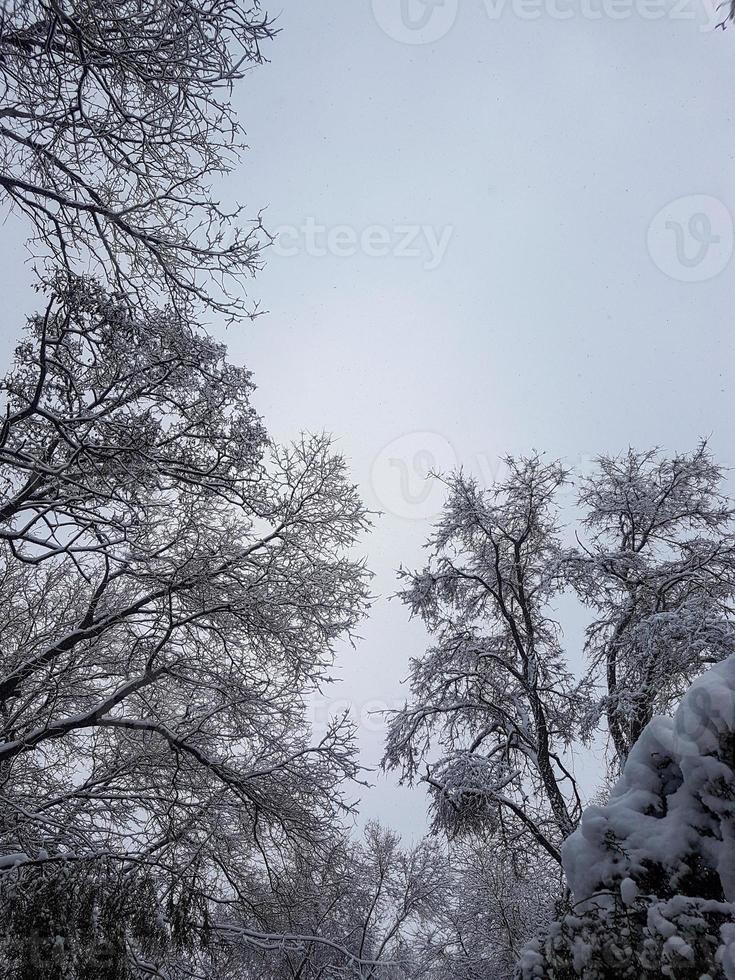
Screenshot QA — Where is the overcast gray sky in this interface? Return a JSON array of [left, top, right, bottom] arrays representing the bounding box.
[[2, 0, 735, 838]]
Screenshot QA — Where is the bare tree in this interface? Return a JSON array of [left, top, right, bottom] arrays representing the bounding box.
[[233, 823, 446, 980], [0, 0, 274, 316], [384, 458, 589, 866], [0, 276, 371, 976], [570, 443, 735, 764], [426, 841, 561, 980]]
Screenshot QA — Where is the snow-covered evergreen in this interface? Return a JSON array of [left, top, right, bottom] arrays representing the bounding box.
[[519, 654, 735, 978]]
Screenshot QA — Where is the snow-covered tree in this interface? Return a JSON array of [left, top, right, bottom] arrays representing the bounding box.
[[519, 652, 735, 979], [0, 275, 370, 976], [571, 444, 735, 765], [0, 0, 274, 316], [384, 458, 589, 865], [386, 446, 735, 979], [0, 860, 188, 979]]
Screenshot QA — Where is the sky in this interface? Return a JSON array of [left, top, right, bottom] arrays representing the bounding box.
[[2, 0, 735, 839]]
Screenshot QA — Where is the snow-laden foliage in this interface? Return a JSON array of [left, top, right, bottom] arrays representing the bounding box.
[[0, 862, 193, 979], [518, 654, 735, 979]]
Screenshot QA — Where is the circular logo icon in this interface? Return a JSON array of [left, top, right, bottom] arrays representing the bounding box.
[[647, 195, 733, 282], [371, 0, 459, 45], [370, 431, 458, 520]]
